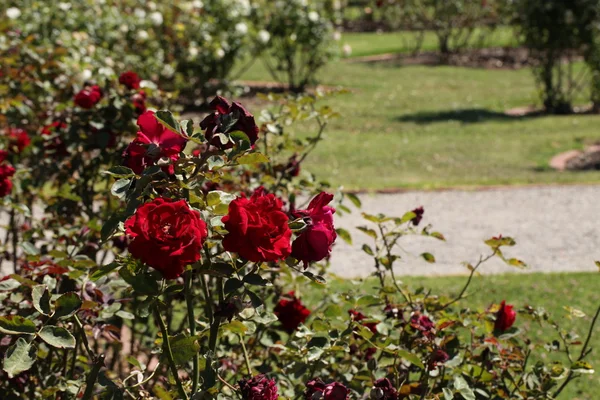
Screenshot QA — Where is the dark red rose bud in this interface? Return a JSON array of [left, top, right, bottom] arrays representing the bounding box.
[[124, 198, 207, 279], [291, 192, 336, 266], [119, 71, 142, 90], [411, 206, 424, 226], [373, 378, 399, 400], [222, 189, 291, 262], [286, 154, 301, 177], [200, 96, 259, 149], [494, 300, 516, 332], [274, 291, 311, 333], [384, 304, 403, 320], [239, 374, 278, 400], [6, 128, 31, 153], [349, 309, 378, 334], [132, 90, 147, 115], [123, 111, 188, 174], [74, 85, 103, 109]]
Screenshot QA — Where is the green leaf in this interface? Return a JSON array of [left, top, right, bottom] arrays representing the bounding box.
[[357, 227, 377, 239], [362, 244, 374, 256], [399, 211, 416, 224], [571, 361, 595, 374], [346, 193, 361, 208], [430, 231, 446, 241], [90, 262, 119, 281], [21, 242, 39, 256], [53, 292, 82, 320], [169, 334, 200, 365], [0, 316, 36, 335], [103, 166, 135, 178], [421, 253, 436, 263], [484, 236, 516, 248], [119, 267, 160, 296], [3, 338, 36, 378], [243, 273, 270, 286], [506, 258, 527, 269], [302, 271, 326, 285], [336, 228, 352, 245], [221, 321, 247, 335], [454, 376, 476, 400], [0, 279, 20, 291], [442, 387, 454, 400], [155, 110, 181, 134], [236, 153, 269, 165], [111, 179, 132, 199], [101, 215, 124, 241], [224, 278, 244, 295], [395, 349, 425, 369], [182, 119, 194, 136], [32, 285, 51, 315], [38, 326, 76, 349], [246, 290, 263, 308]]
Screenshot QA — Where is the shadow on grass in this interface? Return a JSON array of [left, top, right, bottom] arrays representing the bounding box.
[[397, 108, 544, 125]]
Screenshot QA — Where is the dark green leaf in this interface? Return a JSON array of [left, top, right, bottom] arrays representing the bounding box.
[[155, 110, 181, 134], [346, 193, 361, 208], [224, 278, 244, 295], [119, 267, 160, 296], [53, 292, 82, 320], [169, 334, 200, 365], [357, 226, 377, 239], [32, 285, 50, 315], [421, 253, 436, 263], [243, 273, 270, 286], [0, 316, 36, 335], [90, 262, 119, 281]]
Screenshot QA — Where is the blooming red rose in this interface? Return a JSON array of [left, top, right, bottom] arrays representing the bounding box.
[[411, 206, 424, 226], [239, 374, 278, 400], [349, 309, 378, 334], [291, 192, 336, 266], [200, 96, 259, 148], [274, 291, 311, 333], [6, 128, 30, 153], [0, 162, 15, 197], [123, 111, 188, 174], [410, 313, 435, 337], [427, 348, 449, 370], [494, 300, 516, 332], [119, 71, 141, 90], [41, 121, 67, 136], [124, 198, 207, 279], [373, 378, 399, 400], [305, 379, 349, 400], [74, 85, 103, 109], [222, 189, 291, 262]]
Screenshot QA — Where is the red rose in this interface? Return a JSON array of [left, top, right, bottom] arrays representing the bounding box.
[[124, 198, 207, 279], [286, 154, 300, 177], [274, 291, 311, 333], [41, 121, 67, 136], [494, 300, 516, 332], [239, 374, 278, 400], [74, 85, 103, 109], [291, 192, 336, 265], [305, 379, 349, 400], [427, 348, 449, 370], [373, 378, 399, 400], [222, 189, 291, 262], [349, 309, 378, 334], [132, 90, 147, 115], [123, 111, 188, 174], [411, 206, 424, 226], [410, 313, 435, 337], [119, 71, 141, 90], [41, 121, 68, 155], [200, 96, 259, 148], [6, 128, 31, 153], [0, 163, 15, 197]]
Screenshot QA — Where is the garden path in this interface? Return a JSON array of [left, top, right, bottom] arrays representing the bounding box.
[[329, 184, 600, 278]]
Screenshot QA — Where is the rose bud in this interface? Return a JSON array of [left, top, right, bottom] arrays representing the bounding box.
[[119, 70, 141, 90], [494, 300, 516, 332], [239, 374, 278, 400], [200, 96, 259, 149]]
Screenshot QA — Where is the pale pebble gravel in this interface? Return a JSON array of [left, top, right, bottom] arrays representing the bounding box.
[[327, 185, 600, 278]]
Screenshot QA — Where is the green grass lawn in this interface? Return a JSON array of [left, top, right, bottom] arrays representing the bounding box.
[[304, 272, 600, 399], [340, 27, 518, 58], [240, 34, 600, 191]]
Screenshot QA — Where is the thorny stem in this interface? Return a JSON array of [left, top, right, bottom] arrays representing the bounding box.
[[439, 250, 497, 310], [238, 333, 253, 375], [80, 354, 105, 400], [153, 304, 189, 400], [184, 270, 200, 394]]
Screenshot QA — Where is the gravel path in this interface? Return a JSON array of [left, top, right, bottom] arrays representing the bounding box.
[[328, 185, 600, 278]]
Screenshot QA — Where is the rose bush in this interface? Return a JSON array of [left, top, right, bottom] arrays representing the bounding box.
[[0, 82, 598, 400]]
